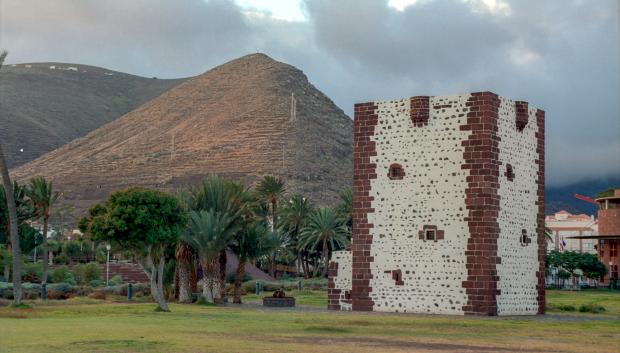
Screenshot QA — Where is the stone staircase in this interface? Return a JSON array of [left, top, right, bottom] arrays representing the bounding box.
[[101, 262, 149, 283]]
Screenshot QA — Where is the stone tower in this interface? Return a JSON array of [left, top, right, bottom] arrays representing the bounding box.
[[328, 92, 545, 316]]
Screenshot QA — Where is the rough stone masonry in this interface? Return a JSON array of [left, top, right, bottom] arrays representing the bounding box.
[[328, 92, 545, 316]]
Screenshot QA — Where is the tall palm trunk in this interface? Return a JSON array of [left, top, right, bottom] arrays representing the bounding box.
[[321, 237, 329, 277], [201, 257, 221, 303], [0, 144, 22, 305], [271, 198, 277, 230], [218, 250, 227, 301], [190, 262, 198, 293], [177, 259, 192, 303], [42, 214, 49, 284], [302, 251, 310, 279], [270, 252, 276, 278], [233, 260, 245, 304]]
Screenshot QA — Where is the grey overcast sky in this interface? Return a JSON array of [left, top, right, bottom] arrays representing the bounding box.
[[1, 0, 618, 187]]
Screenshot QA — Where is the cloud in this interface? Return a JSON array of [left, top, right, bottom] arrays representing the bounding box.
[[1, 0, 618, 186]]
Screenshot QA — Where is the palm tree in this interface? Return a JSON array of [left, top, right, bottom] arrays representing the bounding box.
[[231, 224, 268, 303], [0, 50, 24, 306], [279, 194, 313, 277], [26, 176, 61, 289], [255, 175, 285, 230], [255, 176, 285, 276], [182, 210, 239, 303], [545, 227, 554, 244], [299, 207, 349, 277], [336, 188, 352, 231], [182, 176, 248, 303], [175, 242, 194, 303], [261, 229, 293, 277]]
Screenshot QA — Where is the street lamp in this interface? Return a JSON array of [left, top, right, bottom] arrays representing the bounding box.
[[106, 244, 111, 286]]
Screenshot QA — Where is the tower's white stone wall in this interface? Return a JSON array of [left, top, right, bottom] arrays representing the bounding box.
[[329, 92, 545, 315]]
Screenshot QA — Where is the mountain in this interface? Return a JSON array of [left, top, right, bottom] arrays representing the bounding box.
[[545, 177, 620, 216], [0, 62, 186, 168], [11, 54, 353, 216]]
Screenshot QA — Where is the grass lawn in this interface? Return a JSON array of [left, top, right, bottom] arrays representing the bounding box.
[[0, 290, 618, 353]]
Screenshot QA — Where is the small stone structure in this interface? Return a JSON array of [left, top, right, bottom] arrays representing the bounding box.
[[329, 92, 545, 316], [263, 289, 295, 307]]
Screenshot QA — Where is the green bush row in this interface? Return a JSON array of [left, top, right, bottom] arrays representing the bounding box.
[[552, 303, 606, 313], [0, 281, 150, 300], [241, 277, 328, 293], [20, 262, 102, 285]]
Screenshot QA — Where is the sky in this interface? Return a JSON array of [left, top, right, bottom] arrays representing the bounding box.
[[0, 0, 618, 187]]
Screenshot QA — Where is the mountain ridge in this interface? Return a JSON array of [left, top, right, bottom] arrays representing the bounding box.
[[11, 53, 354, 217], [0, 62, 188, 167]]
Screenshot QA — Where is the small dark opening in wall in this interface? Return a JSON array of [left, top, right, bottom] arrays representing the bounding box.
[[388, 163, 405, 180], [515, 101, 529, 132], [425, 229, 436, 241], [520, 229, 531, 246], [344, 290, 351, 300], [391, 270, 404, 286], [505, 163, 515, 181]]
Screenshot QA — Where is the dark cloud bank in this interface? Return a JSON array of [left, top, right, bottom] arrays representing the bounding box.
[[1, 0, 618, 186]]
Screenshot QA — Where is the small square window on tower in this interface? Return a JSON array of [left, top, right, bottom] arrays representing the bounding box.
[[425, 229, 436, 241], [388, 163, 405, 180]]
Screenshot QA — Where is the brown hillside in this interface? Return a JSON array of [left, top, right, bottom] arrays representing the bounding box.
[[11, 54, 353, 216], [0, 63, 186, 168]]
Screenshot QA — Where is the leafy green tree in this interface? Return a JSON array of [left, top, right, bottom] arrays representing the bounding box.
[[26, 176, 61, 287], [279, 194, 313, 278], [80, 187, 185, 311], [0, 181, 35, 279], [578, 252, 607, 286], [231, 223, 268, 303], [0, 245, 11, 280], [0, 49, 23, 305], [299, 207, 349, 277], [546, 250, 607, 288]]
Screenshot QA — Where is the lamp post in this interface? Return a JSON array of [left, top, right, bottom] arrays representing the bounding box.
[[106, 244, 111, 286]]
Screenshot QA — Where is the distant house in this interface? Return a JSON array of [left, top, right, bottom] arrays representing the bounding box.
[[545, 210, 597, 254]]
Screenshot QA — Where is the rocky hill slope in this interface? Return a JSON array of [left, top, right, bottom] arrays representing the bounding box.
[[12, 54, 353, 215], [0, 63, 186, 167]]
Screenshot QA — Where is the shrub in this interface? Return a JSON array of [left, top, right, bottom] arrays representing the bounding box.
[[47, 283, 74, 300], [21, 262, 43, 283], [195, 296, 215, 306], [0, 282, 12, 299], [225, 272, 252, 284], [88, 291, 106, 300], [108, 275, 122, 286], [0, 282, 42, 300], [89, 279, 104, 287], [557, 304, 576, 312], [63, 241, 82, 261], [53, 253, 69, 265], [73, 263, 101, 285], [578, 304, 606, 313], [51, 266, 77, 285]]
